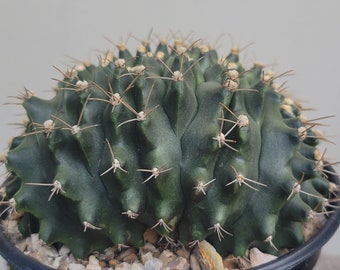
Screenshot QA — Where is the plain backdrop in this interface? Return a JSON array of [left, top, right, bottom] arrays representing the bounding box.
[[0, 0, 339, 268]]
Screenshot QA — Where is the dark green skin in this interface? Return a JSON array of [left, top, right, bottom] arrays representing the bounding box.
[[3, 40, 331, 258]]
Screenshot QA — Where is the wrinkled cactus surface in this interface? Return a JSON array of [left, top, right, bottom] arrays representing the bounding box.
[[1, 37, 335, 258]]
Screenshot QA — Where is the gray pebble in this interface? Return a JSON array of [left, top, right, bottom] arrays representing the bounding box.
[[131, 262, 146, 270], [144, 258, 163, 270], [68, 263, 86, 270]]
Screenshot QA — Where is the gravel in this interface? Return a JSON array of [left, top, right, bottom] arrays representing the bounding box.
[[5, 211, 317, 269]]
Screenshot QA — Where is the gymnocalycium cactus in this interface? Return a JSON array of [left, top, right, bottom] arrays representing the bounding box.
[[1, 36, 338, 259]]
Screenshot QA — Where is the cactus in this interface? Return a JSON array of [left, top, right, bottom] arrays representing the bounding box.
[[0, 37, 338, 259]]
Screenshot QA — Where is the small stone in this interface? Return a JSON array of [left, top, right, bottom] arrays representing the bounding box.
[[228, 256, 251, 269], [189, 254, 201, 270], [109, 258, 118, 267], [69, 263, 86, 270], [85, 264, 101, 270], [34, 245, 59, 266], [42, 245, 59, 257], [86, 255, 101, 270], [159, 250, 176, 266], [99, 260, 106, 267], [131, 262, 145, 270], [144, 258, 163, 270], [167, 257, 190, 270], [88, 255, 100, 264], [116, 262, 132, 270], [100, 247, 116, 261], [117, 247, 138, 263], [26, 233, 43, 252], [193, 240, 224, 270], [175, 247, 190, 260], [302, 214, 326, 241], [52, 254, 69, 270], [2, 219, 21, 238], [141, 252, 153, 264], [68, 252, 77, 264], [240, 260, 252, 269], [123, 253, 138, 263], [59, 245, 71, 256], [223, 255, 239, 269], [249, 247, 277, 267], [140, 243, 159, 255]]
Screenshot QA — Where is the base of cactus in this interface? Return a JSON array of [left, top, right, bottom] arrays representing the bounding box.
[[1, 172, 339, 270]]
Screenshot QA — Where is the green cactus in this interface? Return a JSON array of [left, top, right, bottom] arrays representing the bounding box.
[[1, 37, 337, 259]]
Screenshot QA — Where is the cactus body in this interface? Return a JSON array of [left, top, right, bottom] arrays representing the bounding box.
[[2, 38, 334, 258]]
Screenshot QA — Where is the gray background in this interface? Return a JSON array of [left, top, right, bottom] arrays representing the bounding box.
[[0, 0, 339, 268]]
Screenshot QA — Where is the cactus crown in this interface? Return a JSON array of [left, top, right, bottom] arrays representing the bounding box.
[[1, 36, 337, 259]]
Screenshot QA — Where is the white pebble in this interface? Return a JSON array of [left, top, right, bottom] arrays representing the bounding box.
[[115, 262, 132, 270], [26, 233, 43, 252], [131, 262, 145, 270], [86, 255, 101, 270], [85, 264, 101, 270], [35, 245, 59, 266], [59, 245, 71, 256], [159, 250, 176, 266], [69, 263, 86, 270], [189, 255, 201, 270], [167, 257, 190, 270], [141, 252, 153, 263], [144, 258, 163, 270], [249, 247, 277, 267], [52, 255, 67, 269]]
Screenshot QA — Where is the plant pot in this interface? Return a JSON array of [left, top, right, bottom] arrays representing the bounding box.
[[1, 172, 339, 270]]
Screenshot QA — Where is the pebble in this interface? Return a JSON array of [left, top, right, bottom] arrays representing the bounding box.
[[99, 261, 106, 268], [2, 219, 21, 239], [189, 254, 201, 270], [249, 247, 277, 267], [131, 262, 145, 270], [109, 258, 118, 267], [59, 245, 72, 256], [52, 254, 70, 270], [69, 263, 86, 270], [34, 245, 59, 266], [144, 258, 163, 270], [100, 247, 116, 261], [159, 250, 176, 266], [223, 255, 251, 269], [193, 240, 224, 270], [117, 247, 136, 261], [167, 257, 190, 270], [140, 251, 153, 264], [302, 214, 325, 241], [116, 262, 132, 270], [175, 246, 190, 260], [116, 261, 146, 270], [140, 243, 160, 255], [86, 255, 102, 270], [26, 233, 43, 253]]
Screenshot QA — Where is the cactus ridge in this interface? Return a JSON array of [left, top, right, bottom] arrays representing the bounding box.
[[2, 37, 336, 258]]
